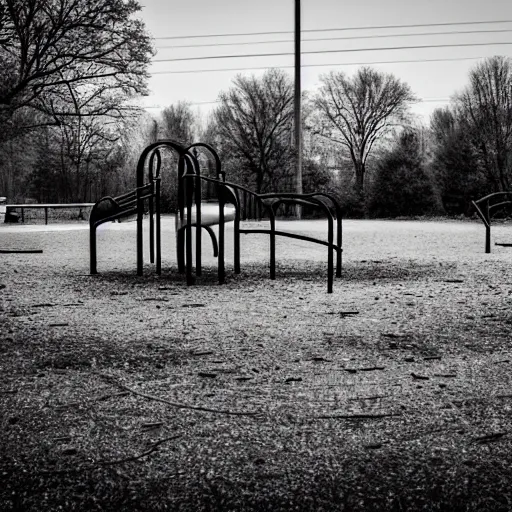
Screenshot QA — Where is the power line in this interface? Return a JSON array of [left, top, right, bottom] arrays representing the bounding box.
[[153, 19, 512, 40], [150, 55, 487, 75], [152, 41, 512, 63], [143, 97, 450, 109], [156, 28, 512, 50]]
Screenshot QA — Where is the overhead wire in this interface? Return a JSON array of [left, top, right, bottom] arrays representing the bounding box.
[[152, 19, 512, 40], [149, 19, 512, 110], [152, 41, 512, 63], [155, 28, 512, 50], [150, 56, 491, 75]]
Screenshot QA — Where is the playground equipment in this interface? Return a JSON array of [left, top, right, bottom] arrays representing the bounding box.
[[90, 140, 343, 292], [472, 192, 512, 253]]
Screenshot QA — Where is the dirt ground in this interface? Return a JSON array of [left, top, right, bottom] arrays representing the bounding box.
[[1, 217, 512, 511]]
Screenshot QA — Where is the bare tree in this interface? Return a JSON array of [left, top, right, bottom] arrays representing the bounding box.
[[430, 107, 457, 145], [315, 67, 416, 198], [159, 101, 196, 146], [0, 0, 152, 200], [455, 56, 512, 191], [0, 0, 153, 121], [0, 118, 37, 199], [43, 80, 129, 200], [214, 69, 295, 193]]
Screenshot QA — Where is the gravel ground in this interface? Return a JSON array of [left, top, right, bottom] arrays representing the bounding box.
[[1, 216, 512, 511]]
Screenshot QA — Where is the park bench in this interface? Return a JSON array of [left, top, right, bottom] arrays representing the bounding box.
[[90, 140, 343, 293], [4, 203, 94, 224], [472, 192, 512, 253]]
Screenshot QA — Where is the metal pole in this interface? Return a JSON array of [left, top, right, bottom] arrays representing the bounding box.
[[294, 0, 302, 219]]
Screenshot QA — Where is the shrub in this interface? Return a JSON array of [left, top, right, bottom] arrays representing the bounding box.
[[367, 130, 441, 218]]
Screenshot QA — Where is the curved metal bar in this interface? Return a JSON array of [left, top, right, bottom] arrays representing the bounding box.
[[185, 142, 224, 180], [150, 150, 162, 270], [148, 149, 159, 265], [472, 192, 512, 253], [245, 192, 337, 292], [191, 177, 274, 219], [179, 174, 244, 279], [182, 155, 195, 285], [264, 190, 343, 278], [90, 187, 153, 226], [176, 224, 219, 258], [89, 196, 120, 226], [260, 195, 336, 291], [136, 140, 185, 188], [473, 191, 512, 205], [471, 200, 488, 225], [238, 229, 341, 251], [489, 200, 512, 213], [311, 193, 342, 277], [90, 204, 140, 272], [155, 174, 162, 274], [268, 195, 335, 292], [186, 144, 234, 280], [225, 185, 242, 273], [136, 140, 186, 276], [183, 152, 203, 277], [92, 207, 138, 229]]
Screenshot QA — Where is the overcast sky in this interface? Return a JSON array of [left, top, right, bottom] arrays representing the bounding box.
[[137, 0, 512, 123]]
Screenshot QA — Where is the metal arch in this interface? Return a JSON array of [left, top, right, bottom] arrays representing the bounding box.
[[185, 142, 224, 180], [258, 190, 343, 278], [135, 140, 186, 188], [472, 191, 512, 253], [136, 140, 188, 275], [180, 151, 202, 283], [148, 148, 162, 266], [262, 195, 335, 293], [178, 155, 226, 283]]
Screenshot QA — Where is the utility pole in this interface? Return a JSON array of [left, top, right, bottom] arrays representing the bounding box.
[[294, 0, 302, 219]]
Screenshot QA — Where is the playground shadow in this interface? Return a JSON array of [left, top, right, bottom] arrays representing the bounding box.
[[85, 258, 444, 291]]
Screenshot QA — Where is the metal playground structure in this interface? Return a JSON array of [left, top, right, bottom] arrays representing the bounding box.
[[89, 141, 343, 293]]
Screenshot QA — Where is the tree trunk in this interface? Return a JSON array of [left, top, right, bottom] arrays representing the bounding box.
[[256, 169, 264, 194], [354, 159, 365, 197]]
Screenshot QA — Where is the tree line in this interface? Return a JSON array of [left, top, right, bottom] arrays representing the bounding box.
[[0, 0, 153, 203], [1, 0, 512, 218]]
